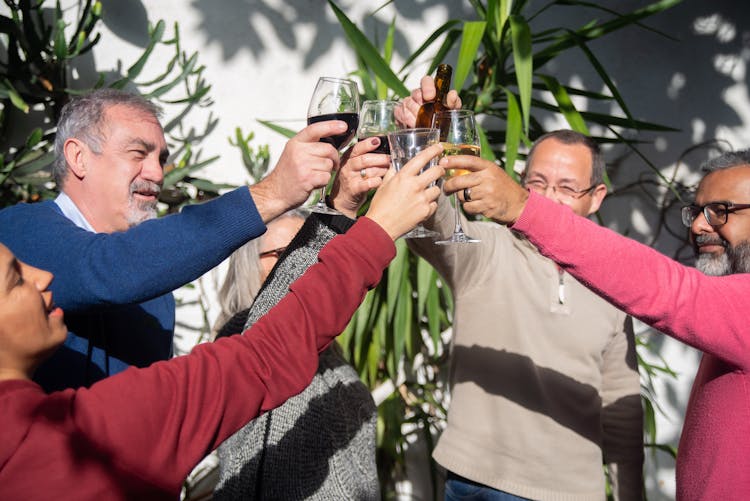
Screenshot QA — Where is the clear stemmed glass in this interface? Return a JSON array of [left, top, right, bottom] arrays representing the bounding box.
[[433, 110, 481, 245], [357, 100, 399, 154], [387, 128, 441, 239], [307, 77, 360, 214]]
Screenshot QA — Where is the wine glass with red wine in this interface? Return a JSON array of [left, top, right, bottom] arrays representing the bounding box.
[[307, 77, 360, 214], [357, 100, 399, 155]]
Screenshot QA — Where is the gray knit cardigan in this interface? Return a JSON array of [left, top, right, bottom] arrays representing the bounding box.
[[214, 214, 380, 500]]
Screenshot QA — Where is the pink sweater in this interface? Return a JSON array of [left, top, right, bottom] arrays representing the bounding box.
[[0, 218, 394, 500], [514, 192, 750, 500]]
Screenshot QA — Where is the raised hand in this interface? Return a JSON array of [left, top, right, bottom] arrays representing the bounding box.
[[365, 143, 444, 240], [440, 154, 529, 225], [328, 137, 391, 218], [250, 120, 347, 222], [394, 76, 462, 128]]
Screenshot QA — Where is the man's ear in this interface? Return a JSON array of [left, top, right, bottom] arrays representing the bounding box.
[[587, 184, 608, 215], [63, 138, 87, 180]]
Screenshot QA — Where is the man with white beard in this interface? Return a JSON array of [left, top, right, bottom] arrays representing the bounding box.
[[683, 150, 750, 276]]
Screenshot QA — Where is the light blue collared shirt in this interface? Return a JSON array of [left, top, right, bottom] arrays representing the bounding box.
[[54, 192, 95, 233]]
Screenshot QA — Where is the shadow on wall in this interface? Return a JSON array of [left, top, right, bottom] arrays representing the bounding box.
[[99, 0, 151, 47], [542, 0, 750, 257], [188, 0, 474, 68], [179, 0, 750, 258]]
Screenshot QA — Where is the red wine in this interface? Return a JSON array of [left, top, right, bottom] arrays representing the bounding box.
[[308, 112, 359, 150], [361, 134, 390, 155]]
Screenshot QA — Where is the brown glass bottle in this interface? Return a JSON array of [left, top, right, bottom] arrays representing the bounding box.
[[415, 64, 453, 128]]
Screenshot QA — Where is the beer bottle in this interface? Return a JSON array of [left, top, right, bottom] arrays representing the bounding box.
[[415, 64, 453, 128]]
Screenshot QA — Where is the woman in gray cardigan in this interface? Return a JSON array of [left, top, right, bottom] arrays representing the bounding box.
[[213, 137, 391, 500]]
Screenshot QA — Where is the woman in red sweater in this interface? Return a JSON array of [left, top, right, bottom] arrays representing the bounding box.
[[0, 143, 443, 500]]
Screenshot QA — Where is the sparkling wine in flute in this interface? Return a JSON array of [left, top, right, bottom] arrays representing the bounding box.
[[307, 112, 359, 150], [432, 109, 481, 245], [442, 143, 481, 178]]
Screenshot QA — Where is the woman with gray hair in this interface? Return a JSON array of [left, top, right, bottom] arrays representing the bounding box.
[[211, 208, 308, 340], [207, 136, 392, 500]]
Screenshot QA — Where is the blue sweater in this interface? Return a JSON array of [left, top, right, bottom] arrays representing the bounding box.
[[0, 187, 266, 391]]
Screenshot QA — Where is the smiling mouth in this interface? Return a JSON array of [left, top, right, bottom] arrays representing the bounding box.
[[134, 191, 159, 199], [697, 243, 725, 252]]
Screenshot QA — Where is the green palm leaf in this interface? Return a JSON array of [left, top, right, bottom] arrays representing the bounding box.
[[328, 0, 409, 97]]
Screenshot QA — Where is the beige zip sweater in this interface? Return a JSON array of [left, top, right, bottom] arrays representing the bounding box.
[[409, 197, 643, 501]]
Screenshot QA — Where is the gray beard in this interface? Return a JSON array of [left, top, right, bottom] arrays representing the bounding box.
[[126, 180, 161, 227], [695, 240, 750, 276], [126, 198, 158, 227]]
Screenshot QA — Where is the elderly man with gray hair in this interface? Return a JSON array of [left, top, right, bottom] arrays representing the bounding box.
[[0, 87, 348, 391]]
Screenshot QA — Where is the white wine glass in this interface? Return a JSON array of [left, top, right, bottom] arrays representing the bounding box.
[[433, 109, 481, 244], [387, 128, 441, 239], [307, 77, 360, 214]]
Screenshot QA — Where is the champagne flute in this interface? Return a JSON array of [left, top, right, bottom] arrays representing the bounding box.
[[307, 77, 360, 214], [387, 128, 441, 239], [357, 100, 399, 154], [433, 110, 481, 244]]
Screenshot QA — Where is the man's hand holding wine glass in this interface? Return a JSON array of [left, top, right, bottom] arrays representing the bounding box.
[[249, 120, 347, 223], [440, 153, 529, 226], [307, 77, 360, 215]]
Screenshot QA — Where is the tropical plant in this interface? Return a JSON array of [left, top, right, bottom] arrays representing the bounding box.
[[321, 0, 684, 498], [0, 0, 225, 211]]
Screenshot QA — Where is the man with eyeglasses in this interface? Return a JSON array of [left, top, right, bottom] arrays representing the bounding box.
[[400, 80, 643, 501], [681, 151, 750, 277], [438, 147, 750, 500]]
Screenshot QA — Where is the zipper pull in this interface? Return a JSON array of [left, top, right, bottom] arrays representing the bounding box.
[[557, 267, 565, 305]]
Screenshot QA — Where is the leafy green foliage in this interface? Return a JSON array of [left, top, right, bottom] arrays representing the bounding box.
[[0, 1, 220, 212]]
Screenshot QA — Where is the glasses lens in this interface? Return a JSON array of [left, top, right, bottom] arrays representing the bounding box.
[[523, 179, 544, 191], [705, 203, 728, 226], [556, 186, 576, 198], [681, 206, 700, 227]]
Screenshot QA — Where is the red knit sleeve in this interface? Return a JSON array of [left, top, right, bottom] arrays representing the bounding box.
[[68, 217, 394, 494], [513, 192, 750, 370]]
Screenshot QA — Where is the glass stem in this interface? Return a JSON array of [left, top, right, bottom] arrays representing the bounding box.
[[317, 186, 327, 207], [452, 194, 465, 235]]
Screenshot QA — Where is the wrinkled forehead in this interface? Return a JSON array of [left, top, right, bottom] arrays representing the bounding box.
[[98, 104, 168, 153], [525, 140, 594, 183]]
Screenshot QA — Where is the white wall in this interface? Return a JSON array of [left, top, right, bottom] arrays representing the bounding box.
[[79, 1, 750, 499]]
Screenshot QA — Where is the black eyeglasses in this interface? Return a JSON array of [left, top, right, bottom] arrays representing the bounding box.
[[681, 202, 750, 227], [259, 246, 288, 259]]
